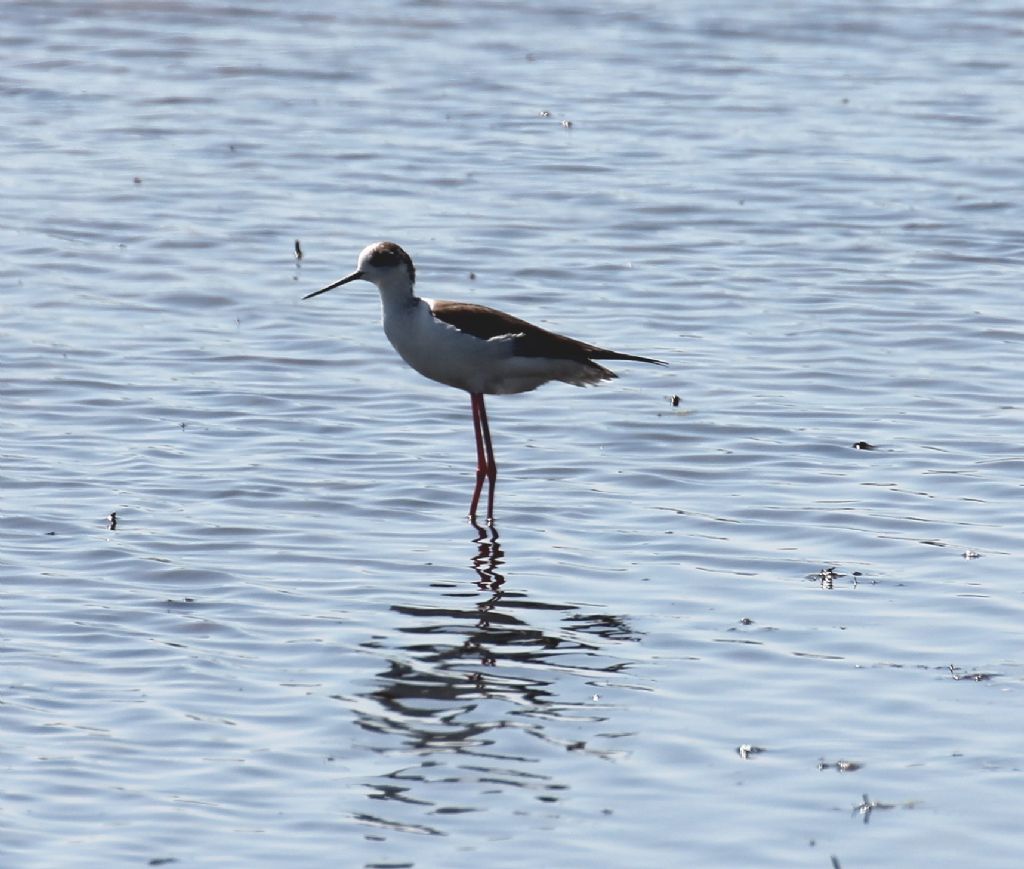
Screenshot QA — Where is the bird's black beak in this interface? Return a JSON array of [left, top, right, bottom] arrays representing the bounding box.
[[302, 270, 363, 300]]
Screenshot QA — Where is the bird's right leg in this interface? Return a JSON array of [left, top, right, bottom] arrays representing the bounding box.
[[476, 394, 497, 525]]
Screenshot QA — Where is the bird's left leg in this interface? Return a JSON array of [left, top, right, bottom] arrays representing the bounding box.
[[468, 393, 488, 521]]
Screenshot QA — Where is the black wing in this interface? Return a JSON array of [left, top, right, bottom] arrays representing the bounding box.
[[430, 300, 665, 365]]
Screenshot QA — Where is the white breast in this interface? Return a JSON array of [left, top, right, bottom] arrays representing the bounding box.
[[381, 299, 504, 393]]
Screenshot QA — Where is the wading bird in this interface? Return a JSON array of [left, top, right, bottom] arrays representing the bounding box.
[[303, 242, 665, 525]]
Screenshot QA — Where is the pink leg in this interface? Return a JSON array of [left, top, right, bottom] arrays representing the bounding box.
[[468, 393, 498, 524], [469, 393, 487, 520], [477, 394, 497, 524]]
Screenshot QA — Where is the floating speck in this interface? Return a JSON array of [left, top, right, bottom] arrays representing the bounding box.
[[853, 793, 896, 823], [819, 759, 862, 772], [949, 664, 996, 681], [812, 566, 843, 588]]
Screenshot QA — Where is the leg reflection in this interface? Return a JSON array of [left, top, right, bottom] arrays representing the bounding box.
[[470, 522, 504, 595]]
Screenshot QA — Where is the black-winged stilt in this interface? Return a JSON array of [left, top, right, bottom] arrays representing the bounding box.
[[303, 241, 665, 525]]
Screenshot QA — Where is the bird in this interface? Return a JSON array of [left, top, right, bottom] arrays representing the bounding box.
[[302, 241, 665, 525]]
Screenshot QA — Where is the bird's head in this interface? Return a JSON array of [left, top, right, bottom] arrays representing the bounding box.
[[303, 241, 415, 300]]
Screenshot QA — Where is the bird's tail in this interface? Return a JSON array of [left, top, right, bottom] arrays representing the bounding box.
[[591, 349, 667, 366]]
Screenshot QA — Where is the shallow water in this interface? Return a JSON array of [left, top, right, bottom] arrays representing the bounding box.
[[3, 1, 1024, 866]]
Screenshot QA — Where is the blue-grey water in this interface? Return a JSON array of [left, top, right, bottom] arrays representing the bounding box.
[[3, 1, 1024, 866]]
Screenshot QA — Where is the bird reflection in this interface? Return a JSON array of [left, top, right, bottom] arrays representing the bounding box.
[[346, 529, 644, 839]]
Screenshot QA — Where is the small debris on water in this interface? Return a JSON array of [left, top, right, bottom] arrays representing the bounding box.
[[538, 110, 552, 117], [813, 566, 842, 588], [948, 664, 997, 682], [133, 176, 143, 184], [818, 759, 862, 772], [962, 549, 982, 559], [107, 512, 118, 531], [469, 272, 476, 280], [853, 793, 896, 823], [561, 119, 573, 128], [737, 744, 765, 759]]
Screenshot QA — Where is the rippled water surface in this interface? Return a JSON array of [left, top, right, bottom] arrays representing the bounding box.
[[4, 1, 1024, 866]]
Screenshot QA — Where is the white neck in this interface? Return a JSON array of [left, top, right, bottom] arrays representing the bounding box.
[[374, 272, 417, 315]]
